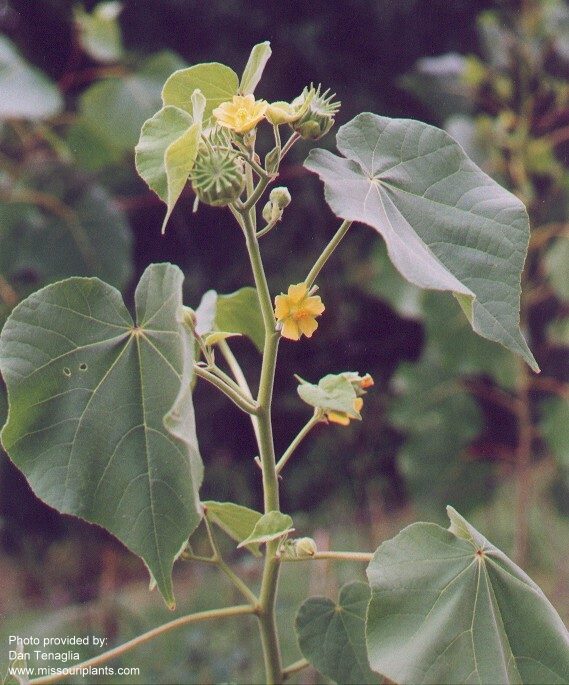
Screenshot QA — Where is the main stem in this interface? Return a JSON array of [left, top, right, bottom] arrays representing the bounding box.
[[241, 207, 283, 684]]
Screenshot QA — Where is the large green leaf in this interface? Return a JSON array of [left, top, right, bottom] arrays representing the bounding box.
[[295, 582, 381, 685], [366, 507, 569, 684], [305, 113, 538, 371], [0, 263, 203, 608], [162, 63, 239, 121], [78, 51, 186, 153], [0, 36, 63, 120]]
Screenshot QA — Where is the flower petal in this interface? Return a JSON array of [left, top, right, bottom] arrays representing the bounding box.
[[297, 316, 318, 338], [302, 295, 325, 316], [287, 283, 308, 304], [281, 318, 301, 340], [327, 410, 350, 426], [274, 294, 291, 320]]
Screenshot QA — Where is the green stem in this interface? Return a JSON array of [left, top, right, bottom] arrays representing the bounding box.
[[275, 413, 320, 475], [257, 546, 282, 684], [239, 205, 283, 683], [241, 212, 277, 336], [256, 218, 280, 239], [305, 220, 352, 288], [193, 365, 259, 414], [236, 145, 270, 179], [219, 340, 261, 446], [241, 175, 272, 212], [203, 517, 260, 606], [280, 131, 300, 159], [29, 605, 255, 685], [281, 550, 373, 563], [282, 658, 310, 680]]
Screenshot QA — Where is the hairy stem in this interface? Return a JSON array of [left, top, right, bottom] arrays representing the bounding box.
[[305, 220, 352, 288], [275, 413, 320, 475], [193, 365, 259, 414], [29, 605, 255, 685], [281, 550, 374, 563], [239, 206, 283, 683], [282, 658, 310, 680], [219, 339, 261, 445]]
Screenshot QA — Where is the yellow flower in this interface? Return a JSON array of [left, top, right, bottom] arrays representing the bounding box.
[[274, 283, 325, 341], [326, 397, 363, 426], [212, 94, 268, 134]]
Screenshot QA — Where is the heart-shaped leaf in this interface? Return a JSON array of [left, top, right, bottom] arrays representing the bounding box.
[[240, 41, 272, 95], [79, 51, 186, 152], [305, 113, 538, 371], [203, 500, 262, 556], [162, 121, 201, 233], [135, 105, 201, 233], [237, 511, 293, 548], [0, 36, 63, 120], [194, 288, 265, 353], [135, 106, 194, 201], [162, 63, 239, 121], [0, 263, 203, 608], [295, 582, 381, 685], [366, 506, 569, 684]]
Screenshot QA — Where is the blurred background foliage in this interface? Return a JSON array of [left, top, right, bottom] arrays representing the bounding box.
[[0, 0, 568, 682]]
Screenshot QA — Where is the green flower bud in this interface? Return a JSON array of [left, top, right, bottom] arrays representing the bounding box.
[[191, 148, 245, 207], [279, 537, 317, 559], [292, 84, 340, 140], [269, 186, 291, 209], [262, 200, 274, 223]]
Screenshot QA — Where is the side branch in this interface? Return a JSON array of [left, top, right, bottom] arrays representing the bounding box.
[[305, 219, 352, 288], [281, 550, 374, 563], [193, 365, 259, 414], [30, 605, 255, 685]]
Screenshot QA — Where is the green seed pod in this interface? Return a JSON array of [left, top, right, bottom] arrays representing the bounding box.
[[191, 148, 245, 207], [292, 84, 341, 140]]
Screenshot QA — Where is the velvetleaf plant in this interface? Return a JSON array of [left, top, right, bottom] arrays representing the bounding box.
[[0, 41, 568, 685]]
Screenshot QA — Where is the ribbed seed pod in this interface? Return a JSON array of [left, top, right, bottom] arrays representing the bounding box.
[[191, 148, 245, 207]]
